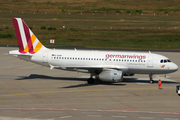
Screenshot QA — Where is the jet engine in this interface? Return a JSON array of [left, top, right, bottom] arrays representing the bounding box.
[[96, 69, 123, 82]]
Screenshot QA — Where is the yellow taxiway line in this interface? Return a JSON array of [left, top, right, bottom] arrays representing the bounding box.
[[0, 87, 175, 97]]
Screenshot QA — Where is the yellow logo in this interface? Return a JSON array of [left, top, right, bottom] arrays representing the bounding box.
[[160, 65, 165, 68]]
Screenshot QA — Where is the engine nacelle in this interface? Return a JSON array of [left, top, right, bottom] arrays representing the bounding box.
[[96, 69, 123, 82]]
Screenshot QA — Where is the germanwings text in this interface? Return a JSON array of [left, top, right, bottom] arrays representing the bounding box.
[[105, 54, 146, 60]]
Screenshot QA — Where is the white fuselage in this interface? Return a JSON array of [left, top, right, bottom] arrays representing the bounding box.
[[26, 49, 178, 75]]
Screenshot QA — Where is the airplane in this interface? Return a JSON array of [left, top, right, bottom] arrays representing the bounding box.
[[9, 18, 178, 84]]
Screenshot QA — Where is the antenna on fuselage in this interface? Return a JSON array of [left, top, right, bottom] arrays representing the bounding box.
[[74, 48, 77, 51], [149, 51, 151, 54]]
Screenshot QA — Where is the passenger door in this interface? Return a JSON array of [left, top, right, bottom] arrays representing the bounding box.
[[147, 55, 153, 68]]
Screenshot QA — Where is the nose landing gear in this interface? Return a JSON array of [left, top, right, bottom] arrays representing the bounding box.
[[149, 73, 154, 84]]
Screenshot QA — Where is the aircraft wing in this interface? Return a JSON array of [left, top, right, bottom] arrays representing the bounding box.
[[49, 64, 129, 73]]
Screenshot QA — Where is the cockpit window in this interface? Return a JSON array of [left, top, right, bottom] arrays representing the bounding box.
[[160, 59, 171, 63], [167, 59, 171, 62]]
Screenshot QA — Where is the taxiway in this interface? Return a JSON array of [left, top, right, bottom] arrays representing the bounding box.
[[0, 47, 180, 120]]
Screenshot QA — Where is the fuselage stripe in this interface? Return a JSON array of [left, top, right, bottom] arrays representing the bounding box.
[[17, 18, 27, 51], [34, 42, 43, 52], [12, 18, 26, 53], [23, 21, 35, 54], [31, 34, 36, 43]]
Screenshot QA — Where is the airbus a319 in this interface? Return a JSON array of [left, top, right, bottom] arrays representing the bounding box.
[[9, 18, 178, 84]]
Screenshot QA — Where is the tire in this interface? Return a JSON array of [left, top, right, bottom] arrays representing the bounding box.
[[150, 80, 154, 84], [87, 78, 94, 84]]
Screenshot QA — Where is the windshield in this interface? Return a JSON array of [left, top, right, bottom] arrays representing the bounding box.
[[160, 59, 171, 63]]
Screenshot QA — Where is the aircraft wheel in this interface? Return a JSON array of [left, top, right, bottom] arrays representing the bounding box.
[[150, 80, 154, 84], [87, 78, 94, 84]]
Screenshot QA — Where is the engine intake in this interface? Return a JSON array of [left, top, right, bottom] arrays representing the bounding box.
[[96, 69, 123, 82]]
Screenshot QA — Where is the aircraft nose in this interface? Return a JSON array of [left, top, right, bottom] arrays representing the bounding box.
[[171, 63, 178, 72]]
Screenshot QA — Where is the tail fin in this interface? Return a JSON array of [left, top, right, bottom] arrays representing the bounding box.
[[12, 18, 46, 54]]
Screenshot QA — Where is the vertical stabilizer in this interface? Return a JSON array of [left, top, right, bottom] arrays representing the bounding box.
[[12, 18, 47, 54]]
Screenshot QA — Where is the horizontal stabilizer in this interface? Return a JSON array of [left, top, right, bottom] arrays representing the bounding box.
[[9, 50, 32, 56]]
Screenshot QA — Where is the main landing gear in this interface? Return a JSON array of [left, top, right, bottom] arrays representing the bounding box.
[[149, 73, 154, 84], [87, 74, 95, 84], [87, 78, 95, 84]]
